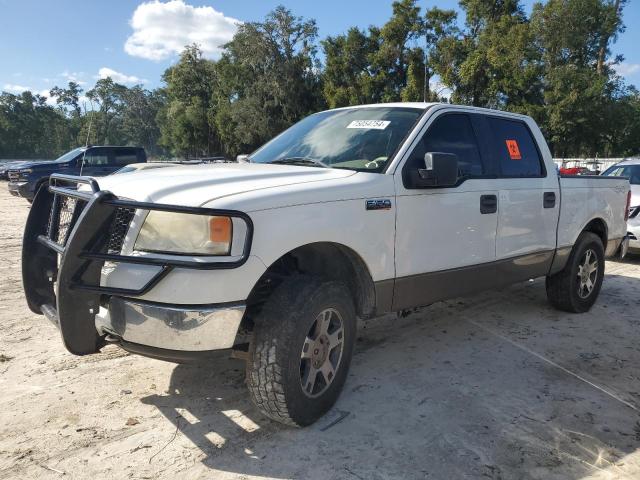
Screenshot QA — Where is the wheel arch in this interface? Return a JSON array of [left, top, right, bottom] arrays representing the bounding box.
[[581, 217, 608, 251], [241, 242, 378, 334]]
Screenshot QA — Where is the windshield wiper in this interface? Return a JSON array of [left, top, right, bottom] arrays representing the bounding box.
[[271, 157, 329, 168]]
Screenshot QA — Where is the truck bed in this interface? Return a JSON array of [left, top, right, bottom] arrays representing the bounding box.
[[557, 175, 629, 251]]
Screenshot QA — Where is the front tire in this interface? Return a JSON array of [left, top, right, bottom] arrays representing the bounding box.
[[246, 275, 356, 426], [546, 232, 605, 313]]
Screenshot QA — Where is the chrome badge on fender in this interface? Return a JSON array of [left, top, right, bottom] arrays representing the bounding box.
[[366, 199, 392, 210]]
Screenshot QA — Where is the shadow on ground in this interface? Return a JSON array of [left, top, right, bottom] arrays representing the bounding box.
[[140, 269, 640, 479]]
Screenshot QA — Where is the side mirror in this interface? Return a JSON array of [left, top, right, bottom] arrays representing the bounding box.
[[236, 154, 250, 163], [410, 152, 458, 188]]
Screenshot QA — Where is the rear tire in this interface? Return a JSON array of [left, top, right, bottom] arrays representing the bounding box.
[[546, 232, 605, 313], [246, 275, 356, 426]]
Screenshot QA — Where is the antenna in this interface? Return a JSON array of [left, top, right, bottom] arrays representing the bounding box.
[[423, 30, 428, 103], [80, 98, 95, 176]]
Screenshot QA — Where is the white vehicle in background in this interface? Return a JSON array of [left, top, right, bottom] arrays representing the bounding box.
[[111, 162, 178, 175], [602, 158, 640, 253], [22, 103, 630, 426]]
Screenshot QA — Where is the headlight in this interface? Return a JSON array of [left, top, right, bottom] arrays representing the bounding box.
[[134, 211, 232, 255], [19, 168, 32, 175]]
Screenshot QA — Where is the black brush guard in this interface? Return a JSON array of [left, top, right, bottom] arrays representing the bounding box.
[[22, 174, 253, 355]]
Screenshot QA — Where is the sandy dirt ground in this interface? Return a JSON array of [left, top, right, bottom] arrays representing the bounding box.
[[1, 186, 640, 480]]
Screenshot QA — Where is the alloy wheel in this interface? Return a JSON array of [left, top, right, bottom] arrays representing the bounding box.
[[300, 308, 345, 398], [577, 248, 599, 299]]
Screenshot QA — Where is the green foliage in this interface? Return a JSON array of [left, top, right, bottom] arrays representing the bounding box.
[[157, 45, 218, 158], [322, 28, 379, 107], [0, 91, 69, 158], [529, 0, 631, 156], [322, 0, 427, 106], [213, 6, 324, 157]]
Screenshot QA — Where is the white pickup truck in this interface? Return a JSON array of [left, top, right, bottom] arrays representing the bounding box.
[[22, 103, 631, 426]]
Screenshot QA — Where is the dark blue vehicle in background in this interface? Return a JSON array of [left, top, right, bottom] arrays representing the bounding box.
[[7, 146, 146, 201]]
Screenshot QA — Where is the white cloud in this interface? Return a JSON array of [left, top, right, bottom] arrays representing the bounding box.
[[3, 83, 30, 94], [124, 0, 240, 61], [97, 67, 146, 85], [60, 70, 87, 85], [38, 90, 57, 106], [3, 84, 55, 105], [614, 62, 640, 77]]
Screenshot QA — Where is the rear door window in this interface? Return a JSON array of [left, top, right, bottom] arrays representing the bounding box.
[[113, 149, 139, 166], [83, 150, 110, 166], [488, 117, 543, 177]]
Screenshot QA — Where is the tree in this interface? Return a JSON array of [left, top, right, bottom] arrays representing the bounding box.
[[86, 77, 129, 145], [157, 44, 218, 157], [322, 27, 380, 107], [0, 91, 70, 158], [428, 0, 542, 109], [322, 0, 427, 106], [120, 86, 164, 155], [50, 81, 83, 117], [371, 0, 426, 102], [214, 6, 323, 157], [531, 0, 629, 156]]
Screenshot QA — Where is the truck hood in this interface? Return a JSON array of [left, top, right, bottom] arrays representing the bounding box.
[[95, 163, 357, 206], [8, 160, 56, 171]]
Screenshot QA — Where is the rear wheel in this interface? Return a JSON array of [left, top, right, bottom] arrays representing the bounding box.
[[246, 275, 356, 426], [546, 232, 605, 313]]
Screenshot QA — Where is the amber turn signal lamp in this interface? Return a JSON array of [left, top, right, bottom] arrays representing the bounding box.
[[209, 216, 232, 243]]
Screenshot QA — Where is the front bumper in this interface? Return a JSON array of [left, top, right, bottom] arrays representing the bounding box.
[[96, 298, 245, 351], [22, 174, 253, 357], [8, 181, 29, 197], [628, 216, 640, 252]]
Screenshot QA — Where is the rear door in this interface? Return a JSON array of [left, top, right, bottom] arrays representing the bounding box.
[[486, 116, 560, 272]]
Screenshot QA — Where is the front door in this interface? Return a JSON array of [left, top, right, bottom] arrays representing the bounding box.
[[393, 111, 499, 310]]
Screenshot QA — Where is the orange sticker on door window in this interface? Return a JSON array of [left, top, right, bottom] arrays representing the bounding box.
[[505, 139, 522, 160]]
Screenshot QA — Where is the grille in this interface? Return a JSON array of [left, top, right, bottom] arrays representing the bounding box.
[[8, 171, 19, 182], [106, 207, 136, 253], [46, 194, 135, 253], [47, 195, 86, 246]]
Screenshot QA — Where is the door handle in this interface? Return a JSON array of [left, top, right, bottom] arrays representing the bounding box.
[[543, 191, 556, 208], [480, 194, 497, 214]]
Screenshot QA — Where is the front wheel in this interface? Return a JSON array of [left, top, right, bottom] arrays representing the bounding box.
[[546, 232, 605, 313], [246, 275, 356, 426]]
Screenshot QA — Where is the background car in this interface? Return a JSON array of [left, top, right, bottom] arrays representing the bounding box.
[[559, 166, 598, 175], [111, 162, 178, 175], [602, 158, 640, 253], [7, 146, 146, 201], [0, 160, 34, 180]]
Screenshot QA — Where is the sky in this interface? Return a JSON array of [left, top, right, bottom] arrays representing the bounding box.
[[1, 0, 639, 105]]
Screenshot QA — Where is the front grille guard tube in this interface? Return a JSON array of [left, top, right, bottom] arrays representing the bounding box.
[[23, 174, 253, 355], [39, 174, 254, 298]]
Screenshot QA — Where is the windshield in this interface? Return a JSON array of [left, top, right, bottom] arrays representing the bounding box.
[[249, 107, 423, 172], [602, 164, 640, 184], [55, 147, 84, 163]]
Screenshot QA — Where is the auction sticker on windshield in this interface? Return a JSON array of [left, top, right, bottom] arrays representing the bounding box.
[[347, 120, 391, 130]]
